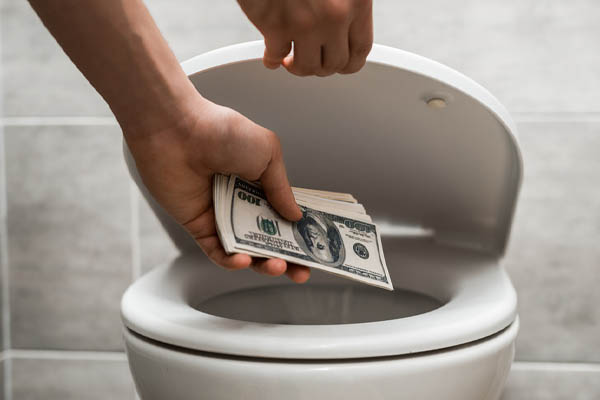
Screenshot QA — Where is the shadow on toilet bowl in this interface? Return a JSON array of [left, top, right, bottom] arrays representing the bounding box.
[[194, 283, 442, 325]]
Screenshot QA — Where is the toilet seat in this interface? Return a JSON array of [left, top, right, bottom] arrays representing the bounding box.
[[121, 240, 516, 360]]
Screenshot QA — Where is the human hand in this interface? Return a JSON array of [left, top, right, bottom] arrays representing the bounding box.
[[238, 0, 373, 76], [124, 95, 311, 283]]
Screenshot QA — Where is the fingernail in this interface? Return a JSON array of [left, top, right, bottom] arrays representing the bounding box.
[[283, 55, 293, 67]]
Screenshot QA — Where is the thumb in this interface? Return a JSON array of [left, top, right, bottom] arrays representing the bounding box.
[[260, 134, 302, 221], [263, 35, 292, 69]]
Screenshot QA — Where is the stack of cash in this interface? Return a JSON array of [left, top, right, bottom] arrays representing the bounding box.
[[213, 174, 393, 290]]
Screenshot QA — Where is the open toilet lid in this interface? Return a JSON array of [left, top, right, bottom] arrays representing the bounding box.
[[181, 41, 523, 257]]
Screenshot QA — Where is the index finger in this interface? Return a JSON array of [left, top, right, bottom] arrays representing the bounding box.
[[259, 132, 302, 221]]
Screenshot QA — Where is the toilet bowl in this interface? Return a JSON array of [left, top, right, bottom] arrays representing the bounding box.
[[121, 41, 523, 400]]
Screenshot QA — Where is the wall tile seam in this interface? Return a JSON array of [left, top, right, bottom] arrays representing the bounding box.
[[3, 349, 127, 362], [0, 129, 5, 220], [0, 118, 13, 400], [2, 113, 600, 127], [0, 117, 117, 126], [511, 112, 600, 123], [512, 361, 600, 373], [1, 5, 13, 395], [130, 181, 141, 282], [0, 128, 12, 356], [1, 351, 600, 373], [2, 357, 11, 400]]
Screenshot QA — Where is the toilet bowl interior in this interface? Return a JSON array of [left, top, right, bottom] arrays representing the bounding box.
[[178, 236, 500, 313], [184, 238, 477, 325], [194, 282, 442, 325]]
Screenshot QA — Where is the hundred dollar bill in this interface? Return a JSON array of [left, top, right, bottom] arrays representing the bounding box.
[[214, 174, 393, 290]]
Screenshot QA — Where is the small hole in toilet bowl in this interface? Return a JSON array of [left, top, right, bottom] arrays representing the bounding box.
[[426, 98, 447, 109]]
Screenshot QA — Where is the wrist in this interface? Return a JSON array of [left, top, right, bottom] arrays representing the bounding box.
[[114, 73, 206, 140]]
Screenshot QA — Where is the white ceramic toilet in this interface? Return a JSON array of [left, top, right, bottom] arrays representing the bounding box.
[[121, 41, 523, 400]]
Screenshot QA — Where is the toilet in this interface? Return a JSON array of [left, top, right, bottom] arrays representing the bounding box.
[[121, 41, 522, 400]]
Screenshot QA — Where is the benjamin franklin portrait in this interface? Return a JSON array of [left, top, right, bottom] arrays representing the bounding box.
[[292, 211, 345, 267]]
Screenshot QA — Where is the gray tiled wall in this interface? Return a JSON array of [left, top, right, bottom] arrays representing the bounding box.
[[11, 357, 135, 400], [505, 121, 600, 363], [139, 197, 178, 274], [501, 364, 600, 400], [373, 1, 600, 113], [1, 21, 6, 397], [0, 0, 111, 117], [1, 0, 599, 398], [0, 361, 4, 400], [5, 125, 131, 351]]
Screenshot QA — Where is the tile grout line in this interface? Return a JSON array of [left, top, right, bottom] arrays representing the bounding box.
[[1, 348, 600, 372], [0, 113, 600, 127], [1, 116, 117, 126], [511, 112, 600, 122], [0, 111, 10, 353], [512, 361, 600, 373], [0, 137, 12, 400], [6, 349, 127, 362], [0, 6, 13, 398], [130, 181, 141, 282]]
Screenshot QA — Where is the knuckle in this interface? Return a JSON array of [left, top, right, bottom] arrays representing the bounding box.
[[266, 130, 282, 153], [263, 58, 279, 69], [245, 170, 263, 182], [293, 12, 317, 32], [342, 63, 362, 74], [331, 54, 350, 71], [336, 59, 350, 71], [250, 136, 274, 178], [262, 18, 285, 32], [351, 42, 373, 59], [342, 58, 366, 74], [323, 1, 350, 23], [266, 45, 290, 59]]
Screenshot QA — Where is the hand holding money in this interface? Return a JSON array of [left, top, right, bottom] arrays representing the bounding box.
[[214, 174, 393, 290], [125, 99, 313, 283]]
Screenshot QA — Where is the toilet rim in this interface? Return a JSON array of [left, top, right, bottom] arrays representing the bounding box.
[[121, 244, 517, 360]]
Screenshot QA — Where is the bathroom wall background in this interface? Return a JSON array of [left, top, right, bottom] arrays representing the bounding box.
[[1, 0, 599, 398]]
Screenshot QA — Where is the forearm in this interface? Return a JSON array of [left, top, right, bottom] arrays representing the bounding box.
[[28, 0, 200, 136]]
